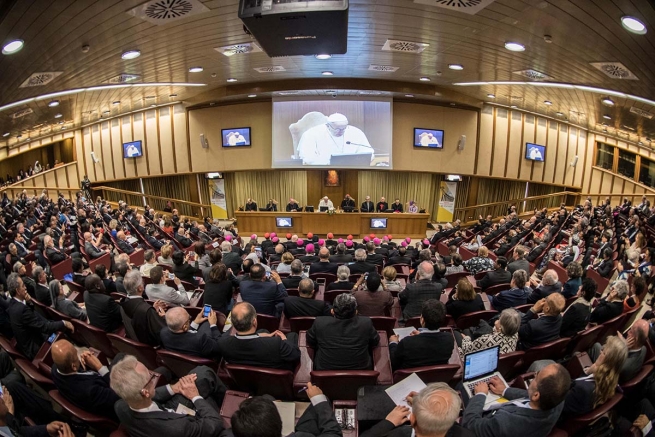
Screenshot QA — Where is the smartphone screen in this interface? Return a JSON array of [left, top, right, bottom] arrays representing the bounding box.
[[168, 273, 175, 280], [47, 333, 57, 343], [203, 304, 212, 317], [265, 271, 271, 278]]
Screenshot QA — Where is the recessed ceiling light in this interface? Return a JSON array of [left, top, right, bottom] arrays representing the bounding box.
[[405, 94, 414, 97], [487, 94, 495, 98], [188, 67, 203, 73], [2, 132, 9, 137], [102, 110, 110, 114], [248, 94, 256, 98], [315, 54, 332, 60], [555, 112, 564, 116], [16, 135, 21, 139], [639, 141, 644, 145], [602, 97, 615, 106], [144, 96, 156, 100], [510, 105, 517, 109], [2, 39, 24, 55], [113, 101, 120, 105], [419, 77, 430, 81], [603, 114, 611, 120], [169, 94, 177, 98], [150, 104, 156, 107], [603, 128, 608, 132], [48, 100, 59, 107], [621, 16, 647, 35], [448, 64, 464, 70], [226, 78, 238, 82], [54, 113, 62, 118], [449, 103, 456, 106], [57, 121, 63, 125], [121, 50, 141, 60], [543, 100, 552, 105], [321, 71, 333, 76], [504, 42, 526, 52]]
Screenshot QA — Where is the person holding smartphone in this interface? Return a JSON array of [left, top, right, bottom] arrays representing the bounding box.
[[144, 267, 190, 307]]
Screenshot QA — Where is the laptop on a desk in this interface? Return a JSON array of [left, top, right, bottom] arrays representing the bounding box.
[[330, 153, 372, 166], [462, 346, 508, 408]]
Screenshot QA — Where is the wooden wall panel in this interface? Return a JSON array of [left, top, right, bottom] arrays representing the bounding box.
[[532, 119, 547, 182], [478, 105, 493, 177], [565, 128, 578, 187], [158, 107, 175, 175], [144, 110, 161, 175], [543, 121, 559, 184], [100, 122, 114, 181], [506, 111, 523, 180], [82, 128, 94, 182], [132, 113, 147, 176], [553, 125, 568, 185], [44, 170, 56, 189], [110, 119, 125, 180], [91, 124, 105, 181], [122, 116, 136, 179], [518, 115, 534, 180], [173, 104, 190, 173], [491, 108, 509, 177]]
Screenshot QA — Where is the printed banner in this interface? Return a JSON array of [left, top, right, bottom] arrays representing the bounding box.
[[436, 181, 457, 222], [209, 179, 228, 219]]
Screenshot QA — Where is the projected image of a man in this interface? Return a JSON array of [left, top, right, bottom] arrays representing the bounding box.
[[297, 113, 373, 165]]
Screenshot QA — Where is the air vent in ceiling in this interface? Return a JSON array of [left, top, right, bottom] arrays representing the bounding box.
[[368, 65, 399, 72], [254, 66, 286, 73], [105, 73, 142, 84], [630, 107, 654, 119], [277, 91, 300, 96], [215, 42, 262, 57], [509, 96, 524, 102], [358, 91, 388, 95], [590, 62, 638, 80], [382, 39, 429, 54], [10, 108, 33, 119], [513, 69, 552, 80], [19, 72, 62, 88], [127, 0, 209, 25], [413, 0, 497, 15]]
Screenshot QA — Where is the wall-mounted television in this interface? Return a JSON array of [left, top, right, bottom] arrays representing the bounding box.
[[222, 127, 251, 147], [370, 218, 387, 229], [276, 217, 293, 227], [414, 128, 444, 149], [123, 140, 143, 158], [525, 142, 545, 162]]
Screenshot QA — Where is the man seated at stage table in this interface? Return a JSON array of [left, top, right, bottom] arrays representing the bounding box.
[[390, 198, 403, 213], [244, 198, 257, 211], [341, 194, 356, 210], [318, 196, 334, 211], [286, 198, 300, 212], [361, 195, 375, 212], [376, 197, 389, 213], [408, 200, 419, 213]]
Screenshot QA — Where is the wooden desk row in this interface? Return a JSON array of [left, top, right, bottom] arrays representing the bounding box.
[[235, 212, 430, 239]]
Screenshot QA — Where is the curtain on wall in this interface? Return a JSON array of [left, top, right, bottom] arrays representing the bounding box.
[[223, 171, 308, 217], [101, 179, 142, 207], [358, 171, 439, 218], [142, 176, 196, 217]]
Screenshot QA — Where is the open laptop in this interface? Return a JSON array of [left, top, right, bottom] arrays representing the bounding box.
[[462, 346, 508, 407], [330, 153, 372, 167]]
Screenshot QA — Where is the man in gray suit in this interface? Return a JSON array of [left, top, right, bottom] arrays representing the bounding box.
[[589, 319, 648, 383], [462, 363, 571, 437], [110, 355, 225, 437], [144, 266, 190, 307], [508, 246, 530, 275], [83, 232, 109, 259]]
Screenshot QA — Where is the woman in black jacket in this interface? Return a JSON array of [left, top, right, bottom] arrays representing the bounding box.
[[445, 278, 484, 320], [203, 263, 239, 315], [560, 277, 595, 338]]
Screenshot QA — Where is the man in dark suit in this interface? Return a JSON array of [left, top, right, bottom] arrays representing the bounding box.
[[282, 260, 305, 289], [219, 302, 300, 370], [329, 243, 353, 263], [508, 246, 530, 275], [239, 264, 288, 318], [518, 293, 564, 350], [341, 194, 356, 210], [592, 248, 613, 278], [399, 262, 442, 320], [244, 198, 257, 211], [145, 228, 165, 250], [5, 273, 73, 359], [121, 270, 167, 347], [590, 280, 627, 324], [365, 242, 384, 266], [306, 293, 379, 370], [360, 383, 474, 437], [175, 227, 193, 249], [462, 363, 570, 436], [348, 249, 377, 275], [160, 306, 223, 359], [221, 241, 242, 272], [476, 257, 512, 291], [51, 339, 121, 421], [229, 386, 342, 437], [387, 246, 412, 266], [388, 299, 454, 370], [83, 231, 109, 258], [44, 235, 67, 264], [286, 198, 300, 212], [84, 274, 123, 333], [33, 267, 51, 305], [111, 355, 226, 437], [361, 196, 374, 213], [376, 197, 389, 213], [526, 238, 547, 263], [115, 230, 135, 254], [299, 244, 320, 263], [309, 248, 338, 275], [526, 269, 562, 304], [283, 279, 331, 319]]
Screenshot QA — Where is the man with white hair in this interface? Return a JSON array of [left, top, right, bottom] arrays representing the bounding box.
[[360, 382, 471, 437], [527, 269, 562, 303], [318, 196, 334, 210], [297, 112, 373, 165], [590, 280, 628, 324], [160, 306, 223, 358], [44, 234, 67, 264], [399, 262, 443, 320]]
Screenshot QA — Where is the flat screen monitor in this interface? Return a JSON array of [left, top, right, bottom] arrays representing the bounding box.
[[276, 217, 293, 228], [370, 218, 387, 229], [414, 128, 444, 149], [304, 206, 314, 212], [319, 206, 329, 212], [272, 98, 393, 169], [525, 142, 545, 162], [123, 140, 143, 158], [222, 127, 251, 147]]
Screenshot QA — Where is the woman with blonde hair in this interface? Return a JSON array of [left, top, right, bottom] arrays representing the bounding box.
[[381, 266, 402, 292], [157, 243, 174, 267], [275, 252, 295, 273]]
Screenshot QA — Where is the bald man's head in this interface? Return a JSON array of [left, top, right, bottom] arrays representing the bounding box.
[[117, 230, 126, 240], [545, 293, 565, 316], [165, 307, 190, 332], [319, 247, 330, 260], [51, 339, 79, 374], [630, 319, 649, 348], [84, 232, 92, 242]]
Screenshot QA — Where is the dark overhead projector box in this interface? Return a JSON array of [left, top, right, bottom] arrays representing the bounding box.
[[239, 0, 349, 57]]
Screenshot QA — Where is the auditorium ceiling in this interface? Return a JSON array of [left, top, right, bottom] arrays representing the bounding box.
[[0, 0, 654, 146]]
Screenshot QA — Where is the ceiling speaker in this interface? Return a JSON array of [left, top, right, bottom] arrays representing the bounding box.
[[457, 135, 466, 151]]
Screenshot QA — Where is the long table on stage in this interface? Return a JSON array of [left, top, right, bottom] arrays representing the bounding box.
[[234, 211, 430, 239]]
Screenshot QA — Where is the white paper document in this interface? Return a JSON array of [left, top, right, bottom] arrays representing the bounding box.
[[385, 372, 427, 408], [392, 327, 415, 341], [274, 401, 296, 436]]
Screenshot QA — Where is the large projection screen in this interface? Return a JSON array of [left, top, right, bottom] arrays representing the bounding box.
[[272, 98, 393, 169]]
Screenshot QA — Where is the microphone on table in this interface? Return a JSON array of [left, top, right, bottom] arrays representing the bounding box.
[[345, 141, 374, 149]]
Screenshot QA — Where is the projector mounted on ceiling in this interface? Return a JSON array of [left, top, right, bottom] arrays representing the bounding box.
[[238, 0, 348, 57]]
